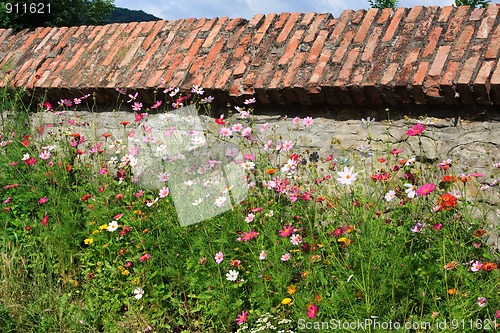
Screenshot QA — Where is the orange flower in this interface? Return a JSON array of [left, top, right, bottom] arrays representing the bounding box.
[[102, 133, 111, 138], [442, 175, 457, 183], [444, 261, 459, 270], [481, 262, 497, 271], [447, 288, 458, 295], [287, 285, 297, 295], [69, 133, 80, 138], [265, 168, 279, 175], [437, 193, 457, 210], [120, 121, 130, 126], [473, 228, 487, 237]]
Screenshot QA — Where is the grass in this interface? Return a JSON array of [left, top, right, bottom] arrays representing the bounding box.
[[0, 75, 499, 332]]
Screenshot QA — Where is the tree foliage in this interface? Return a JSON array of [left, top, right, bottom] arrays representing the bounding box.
[[0, 0, 115, 30], [454, 0, 490, 8], [368, 0, 398, 9]]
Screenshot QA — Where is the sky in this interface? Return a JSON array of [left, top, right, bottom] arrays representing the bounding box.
[[114, 0, 455, 21]]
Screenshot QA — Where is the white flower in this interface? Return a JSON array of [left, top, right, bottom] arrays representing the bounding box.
[[192, 198, 204, 206], [385, 190, 396, 202], [290, 234, 303, 246], [404, 183, 416, 198], [134, 287, 144, 300], [191, 136, 206, 146], [107, 220, 119, 232], [146, 197, 159, 207], [226, 270, 239, 281], [215, 196, 227, 208], [242, 161, 255, 170], [22, 153, 30, 160], [405, 156, 416, 166], [336, 167, 358, 185]]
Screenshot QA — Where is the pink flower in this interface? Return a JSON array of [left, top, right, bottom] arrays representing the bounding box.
[[241, 127, 252, 137], [307, 304, 318, 319], [236, 310, 248, 325], [3, 196, 12, 204], [132, 102, 143, 111], [471, 260, 483, 272], [292, 116, 301, 124], [279, 224, 294, 238], [416, 183, 435, 196], [215, 251, 224, 264], [159, 187, 169, 198], [406, 123, 426, 136], [245, 213, 255, 223], [496, 309, 500, 319], [303, 116, 314, 127], [281, 253, 291, 261], [139, 253, 151, 262], [39, 197, 48, 205], [219, 127, 232, 137], [259, 250, 267, 260], [232, 123, 243, 132], [151, 100, 162, 109]]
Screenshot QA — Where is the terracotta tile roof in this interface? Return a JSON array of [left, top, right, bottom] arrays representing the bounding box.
[[0, 4, 499, 107]]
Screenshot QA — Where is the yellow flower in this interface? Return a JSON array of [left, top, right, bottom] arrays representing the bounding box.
[[337, 237, 352, 245], [287, 285, 296, 295], [92, 230, 100, 234], [121, 270, 130, 276], [281, 298, 292, 305], [132, 277, 140, 285], [99, 224, 108, 230], [84, 238, 93, 245]]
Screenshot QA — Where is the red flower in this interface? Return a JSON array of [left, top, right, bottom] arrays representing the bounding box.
[[41, 215, 49, 226], [437, 193, 457, 211], [81, 193, 92, 201], [215, 117, 225, 125], [21, 139, 30, 147]]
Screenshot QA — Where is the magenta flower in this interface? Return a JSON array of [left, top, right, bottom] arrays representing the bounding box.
[[38, 197, 48, 205], [477, 297, 487, 307], [236, 310, 249, 325], [406, 123, 426, 136], [307, 304, 318, 318], [279, 224, 294, 238], [416, 183, 435, 196]]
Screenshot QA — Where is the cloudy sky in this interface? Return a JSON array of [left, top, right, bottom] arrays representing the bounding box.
[[114, 0, 455, 21]]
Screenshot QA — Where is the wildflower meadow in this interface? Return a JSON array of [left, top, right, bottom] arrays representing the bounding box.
[[1, 70, 500, 332]]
